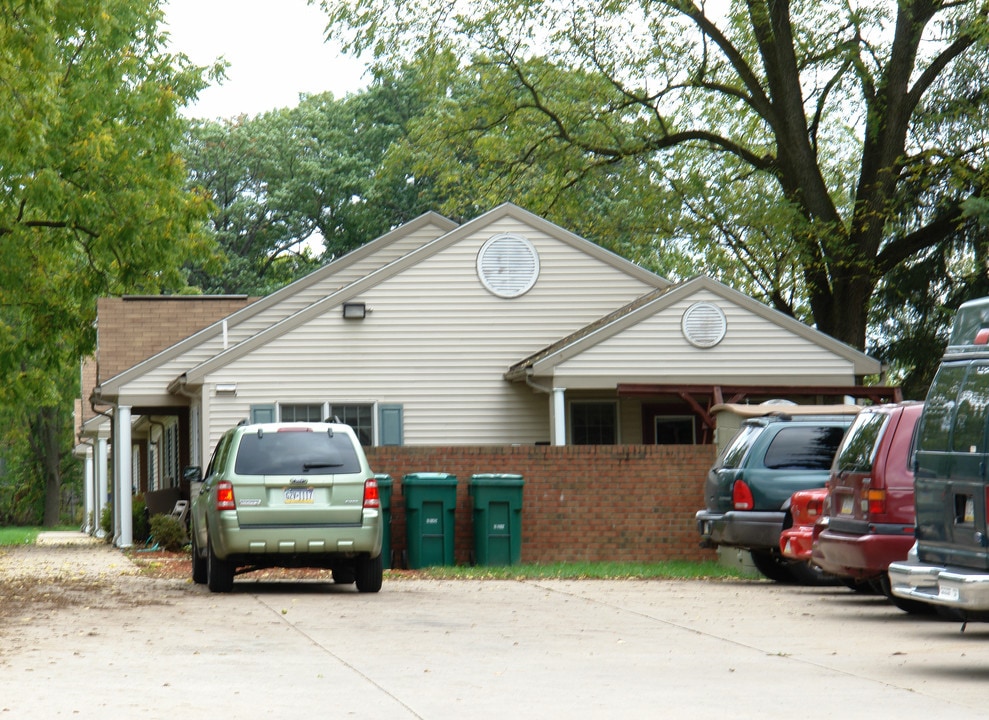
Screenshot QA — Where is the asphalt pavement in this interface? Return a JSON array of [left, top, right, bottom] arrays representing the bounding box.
[[0, 533, 986, 719]]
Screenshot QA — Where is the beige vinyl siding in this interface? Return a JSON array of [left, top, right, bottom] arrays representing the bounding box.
[[551, 290, 859, 386], [200, 218, 656, 445], [114, 222, 449, 401]]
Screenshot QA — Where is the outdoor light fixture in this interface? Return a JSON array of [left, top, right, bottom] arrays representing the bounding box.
[[342, 302, 367, 319], [215, 383, 238, 395]]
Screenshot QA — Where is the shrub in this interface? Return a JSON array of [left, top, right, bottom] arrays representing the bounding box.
[[149, 514, 187, 552]]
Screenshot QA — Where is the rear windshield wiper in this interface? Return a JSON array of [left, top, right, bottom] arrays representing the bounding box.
[[303, 461, 343, 470]]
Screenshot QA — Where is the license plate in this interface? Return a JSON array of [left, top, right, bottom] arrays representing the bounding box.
[[838, 495, 854, 515], [284, 487, 315, 504], [939, 585, 960, 602]]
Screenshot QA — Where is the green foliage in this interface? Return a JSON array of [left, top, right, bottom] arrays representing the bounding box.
[[148, 513, 187, 552], [181, 81, 435, 294], [0, 0, 220, 524], [324, 0, 989, 358]]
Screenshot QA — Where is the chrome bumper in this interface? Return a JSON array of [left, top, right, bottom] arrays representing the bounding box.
[[888, 560, 989, 611]]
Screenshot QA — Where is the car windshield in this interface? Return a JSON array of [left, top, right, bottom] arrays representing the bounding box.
[[234, 429, 362, 475], [833, 412, 888, 473], [763, 426, 847, 470]]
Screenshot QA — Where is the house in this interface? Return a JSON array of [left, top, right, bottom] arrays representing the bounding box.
[[75, 203, 898, 549]]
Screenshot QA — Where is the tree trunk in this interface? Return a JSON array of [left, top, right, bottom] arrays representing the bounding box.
[[33, 406, 64, 527]]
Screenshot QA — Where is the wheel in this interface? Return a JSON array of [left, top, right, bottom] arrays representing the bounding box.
[[749, 549, 835, 585], [191, 532, 207, 585], [749, 549, 799, 583], [355, 554, 383, 593], [207, 536, 235, 593]]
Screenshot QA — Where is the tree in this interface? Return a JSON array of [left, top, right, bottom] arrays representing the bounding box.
[[182, 79, 442, 294], [0, 0, 219, 524], [323, 0, 989, 357]]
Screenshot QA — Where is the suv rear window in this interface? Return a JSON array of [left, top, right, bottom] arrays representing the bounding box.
[[717, 425, 762, 469], [834, 412, 888, 473], [234, 429, 362, 475], [763, 426, 847, 470]]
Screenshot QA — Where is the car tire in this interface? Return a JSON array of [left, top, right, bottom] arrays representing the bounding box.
[[355, 554, 383, 593], [207, 536, 235, 593], [749, 549, 835, 585], [191, 532, 207, 585]]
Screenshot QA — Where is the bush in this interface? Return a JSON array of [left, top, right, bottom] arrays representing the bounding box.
[[149, 514, 187, 552]]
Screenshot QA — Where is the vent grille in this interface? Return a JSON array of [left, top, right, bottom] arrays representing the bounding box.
[[477, 234, 540, 298], [682, 302, 727, 348]]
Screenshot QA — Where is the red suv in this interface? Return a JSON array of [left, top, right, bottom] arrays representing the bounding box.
[[812, 402, 922, 608]]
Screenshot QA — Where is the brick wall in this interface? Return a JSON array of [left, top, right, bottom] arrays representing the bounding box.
[[366, 444, 718, 566]]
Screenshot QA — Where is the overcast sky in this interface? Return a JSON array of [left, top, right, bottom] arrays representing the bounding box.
[[163, 0, 369, 120]]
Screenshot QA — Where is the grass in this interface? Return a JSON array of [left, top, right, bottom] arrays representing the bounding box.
[[392, 560, 746, 581], [0, 526, 77, 546]]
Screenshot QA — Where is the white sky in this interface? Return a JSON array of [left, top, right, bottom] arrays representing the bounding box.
[[163, 0, 369, 120]]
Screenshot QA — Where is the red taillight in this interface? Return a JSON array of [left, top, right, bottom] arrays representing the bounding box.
[[363, 478, 380, 509], [867, 489, 886, 515], [216, 480, 236, 511], [733, 480, 754, 510]]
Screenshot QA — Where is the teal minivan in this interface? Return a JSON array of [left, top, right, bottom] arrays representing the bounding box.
[[889, 297, 989, 620]]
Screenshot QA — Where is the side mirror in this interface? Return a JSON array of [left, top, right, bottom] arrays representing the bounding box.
[[182, 465, 203, 483]]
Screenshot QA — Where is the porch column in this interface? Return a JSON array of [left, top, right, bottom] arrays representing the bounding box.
[[96, 437, 108, 538], [115, 405, 133, 548], [82, 446, 94, 534], [552, 387, 566, 446]]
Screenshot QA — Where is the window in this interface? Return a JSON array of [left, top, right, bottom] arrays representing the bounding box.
[[834, 412, 888, 473], [654, 416, 695, 444], [571, 402, 617, 445], [249, 401, 401, 447], [281, 404, 324, 422], [329, 404, 374, 446], [763, 426, 847, 470]]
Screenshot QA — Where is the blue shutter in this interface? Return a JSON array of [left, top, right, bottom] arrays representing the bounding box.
[[378, 405, 403, 446]]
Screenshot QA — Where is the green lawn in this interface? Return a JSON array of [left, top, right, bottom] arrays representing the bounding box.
[[395, 560, 745, 581], [0, 526, 76, 546]]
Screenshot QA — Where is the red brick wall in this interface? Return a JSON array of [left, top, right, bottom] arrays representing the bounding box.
[[366, 445, 718, 566]]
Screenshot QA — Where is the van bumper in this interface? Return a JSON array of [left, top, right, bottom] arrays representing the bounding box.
[[888, 560, 989, 611]]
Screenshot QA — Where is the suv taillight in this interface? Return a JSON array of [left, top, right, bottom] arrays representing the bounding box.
[[733, 480, 754, 510], [216, 480, 236, 511], [363, 478, 380, 509], [867, 489, 886, 516]]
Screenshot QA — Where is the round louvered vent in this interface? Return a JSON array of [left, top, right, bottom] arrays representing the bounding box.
[[477, 234, 540, 298], [682, 302, 727, 348]]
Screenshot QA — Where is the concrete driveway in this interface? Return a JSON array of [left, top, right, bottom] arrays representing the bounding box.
[[0, 537, 986, 719]]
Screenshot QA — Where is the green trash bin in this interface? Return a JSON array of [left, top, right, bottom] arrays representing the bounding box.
[[403, 473, 458, 569], [375, 474, 393, 569], [469, 474, 524, 566]]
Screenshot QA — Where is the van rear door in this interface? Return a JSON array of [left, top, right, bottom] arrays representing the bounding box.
[[915, 360, 989, 570]]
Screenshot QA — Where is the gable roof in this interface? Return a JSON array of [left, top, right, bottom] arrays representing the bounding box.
[[173, 203, 672, 389], [94, 211, 458, 398], [505, 275, 882, 380]]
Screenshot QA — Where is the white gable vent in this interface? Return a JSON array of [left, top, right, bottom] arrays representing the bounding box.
[[682, 302, 727, 348], [477, 234, 540, 298]]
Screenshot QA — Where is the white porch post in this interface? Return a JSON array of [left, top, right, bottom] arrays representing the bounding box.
[[82, 446, 94, 533], [552, 387, 567, 446], [96, 437, 108, 538], [115, 405, 133, 548]]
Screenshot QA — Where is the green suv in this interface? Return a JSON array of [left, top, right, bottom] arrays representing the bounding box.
[[189, 422, 384, 593]]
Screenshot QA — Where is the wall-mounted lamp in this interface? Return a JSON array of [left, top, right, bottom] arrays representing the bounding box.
[[342, 302, 367, 320], [215, 383, 238, 395]]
